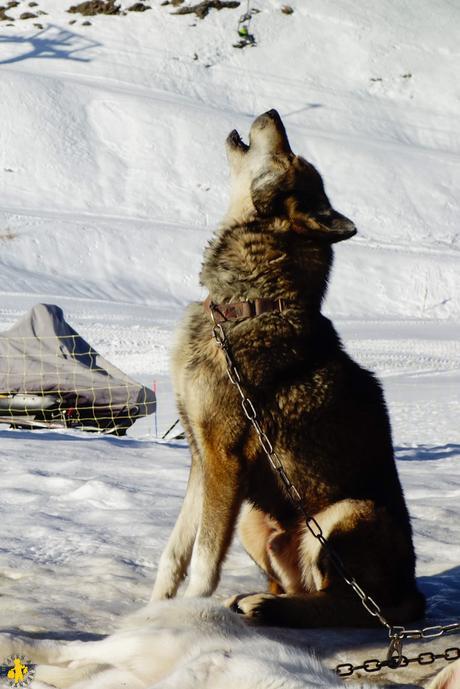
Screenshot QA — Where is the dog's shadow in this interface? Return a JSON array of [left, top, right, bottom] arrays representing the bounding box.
[[419, 565, 460, 621], [396, 444, 460, 462]]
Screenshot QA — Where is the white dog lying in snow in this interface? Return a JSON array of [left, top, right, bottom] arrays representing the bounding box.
[[0, 599, 457, 689]]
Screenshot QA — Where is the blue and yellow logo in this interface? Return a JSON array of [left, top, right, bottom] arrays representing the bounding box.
[[1, 657, 35, 687]]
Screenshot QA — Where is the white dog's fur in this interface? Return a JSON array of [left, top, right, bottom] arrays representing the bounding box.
[[428, 660, 460, 689], [0, 599, 457, 689]]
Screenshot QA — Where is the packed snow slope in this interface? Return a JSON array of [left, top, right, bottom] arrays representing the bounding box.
[[1, 0, 459, 318], [0, 1, 459, 687]]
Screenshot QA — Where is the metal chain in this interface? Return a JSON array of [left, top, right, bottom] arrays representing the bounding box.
[[209, 306, 460, 673], [336, 646, 460, 678]]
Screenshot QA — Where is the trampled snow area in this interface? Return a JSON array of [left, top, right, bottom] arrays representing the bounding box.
[[0, 1, 459, 687]]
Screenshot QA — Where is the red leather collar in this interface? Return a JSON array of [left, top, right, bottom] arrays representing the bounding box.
[[203, 295, 288, 323]]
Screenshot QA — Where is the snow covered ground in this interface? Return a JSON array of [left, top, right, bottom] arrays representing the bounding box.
[[0, 0, 459, 686]]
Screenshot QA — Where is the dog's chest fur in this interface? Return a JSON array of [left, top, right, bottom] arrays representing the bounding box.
[[172, 224, 354, 511], [172, 221, 339, 418]]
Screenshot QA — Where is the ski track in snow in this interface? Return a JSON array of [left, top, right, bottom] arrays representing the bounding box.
[[0, 1, 459, 686]]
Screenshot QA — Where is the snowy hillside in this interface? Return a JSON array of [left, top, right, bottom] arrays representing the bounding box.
[[1, 0, 459, 318], [0, 1, 459, 687]]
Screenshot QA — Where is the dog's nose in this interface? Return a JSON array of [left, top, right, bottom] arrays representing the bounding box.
[[252, 109, 283, 130], [250, 110, 292, 154], [265, 109, 281, 121], [253, 110, 282, 127]]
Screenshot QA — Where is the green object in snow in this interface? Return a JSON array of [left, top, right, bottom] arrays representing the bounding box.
[[238, 25, 249, 37]]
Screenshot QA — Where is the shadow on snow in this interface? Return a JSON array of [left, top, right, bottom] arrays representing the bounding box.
[[0, 24, 101, 64], [419, 565, 460, 622], [0, 427, 155, 448], [396, 444, 460, 462]]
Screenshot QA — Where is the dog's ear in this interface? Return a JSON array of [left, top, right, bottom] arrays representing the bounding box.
[[286, 157, 357, 243], [250, 168, 289, 217], [290, 206, 357, 244], [250, 155, 357, 242]]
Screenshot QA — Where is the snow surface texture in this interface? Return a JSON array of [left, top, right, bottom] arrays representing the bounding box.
[[0, 0, 459, 687]]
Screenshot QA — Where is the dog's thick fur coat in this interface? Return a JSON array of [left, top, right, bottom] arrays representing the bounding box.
[[152, 110, 425, 628]]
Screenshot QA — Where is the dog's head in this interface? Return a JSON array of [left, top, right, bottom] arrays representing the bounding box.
[[224, 109, 356, 243]]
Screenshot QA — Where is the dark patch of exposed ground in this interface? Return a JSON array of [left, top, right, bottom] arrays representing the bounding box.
[[67, 0, 120, 15], [171, 1, 239, 20]]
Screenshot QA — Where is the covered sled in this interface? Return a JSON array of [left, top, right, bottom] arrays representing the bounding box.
[[0, 304, 156, 435]]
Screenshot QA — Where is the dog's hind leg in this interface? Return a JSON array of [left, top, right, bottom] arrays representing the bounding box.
[[226, 589, 373, 627], [151, 428, 202, 601], [238, 502, 276, 577], [228, 587, 424, 628], [228, 499, 425, 626], [184, 434, 243, 598], [238, 503, 302, 594]]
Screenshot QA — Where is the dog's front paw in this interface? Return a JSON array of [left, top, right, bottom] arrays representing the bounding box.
[[224, 592, 279, 621]]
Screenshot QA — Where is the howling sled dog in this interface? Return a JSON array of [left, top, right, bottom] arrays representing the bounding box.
[[153, 109, 425, 628]]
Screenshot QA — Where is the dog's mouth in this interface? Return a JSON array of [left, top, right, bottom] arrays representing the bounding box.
[[227, 111, 291, 157], [227, 129, 249, 153]]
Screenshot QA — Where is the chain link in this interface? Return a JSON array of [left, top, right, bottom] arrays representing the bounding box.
[[208, 303, 460, 674]]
